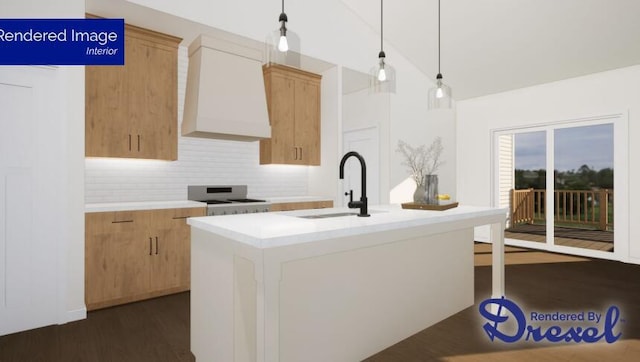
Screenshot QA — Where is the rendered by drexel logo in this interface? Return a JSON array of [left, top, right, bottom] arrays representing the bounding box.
[[479, 297, 622, 343]]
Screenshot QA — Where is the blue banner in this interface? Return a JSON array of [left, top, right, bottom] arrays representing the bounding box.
[[0, 18, 125, 65]]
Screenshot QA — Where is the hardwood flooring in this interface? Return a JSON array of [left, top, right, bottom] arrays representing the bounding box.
[[1, 251, 639, 361], [0, 292, 193, 362], [474, 243, 591, 266], [366, 259, 640, 361]]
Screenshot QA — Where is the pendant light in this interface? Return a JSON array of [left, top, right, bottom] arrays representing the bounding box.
[[428, 0, 452, 109], [265, 0, 300, 67], [370, 0, 396, 93], [277, 0, 288, 52]]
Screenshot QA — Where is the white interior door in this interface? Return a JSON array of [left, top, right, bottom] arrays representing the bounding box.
[[342, 127, 380, 207], [1, 67, 60, 335]]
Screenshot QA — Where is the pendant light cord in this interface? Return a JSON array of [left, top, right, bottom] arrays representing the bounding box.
[[282, 0, 285, 13], [380, 0, 384, 52], [438, 0, 441, 74]]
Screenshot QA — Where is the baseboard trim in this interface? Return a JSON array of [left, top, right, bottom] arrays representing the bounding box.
[[61, 307, 87, 324]]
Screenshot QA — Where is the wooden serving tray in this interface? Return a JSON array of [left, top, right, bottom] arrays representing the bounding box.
[[401, 201, 459, 211]]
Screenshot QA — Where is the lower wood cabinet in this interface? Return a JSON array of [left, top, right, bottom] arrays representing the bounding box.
[[85, 207, 205, 311], [270, 200, 333, 212]]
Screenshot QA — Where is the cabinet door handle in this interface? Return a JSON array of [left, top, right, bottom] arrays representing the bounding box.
[[172, 216, 189, 220], [128, 134, 132, 151], [149, 237, 152, 255], [137, 135, 141, 152], [155, 236, 159, 255], [111, 220, 133, 224], [294, 147, 298, 160], [299, 147, 303, 160]]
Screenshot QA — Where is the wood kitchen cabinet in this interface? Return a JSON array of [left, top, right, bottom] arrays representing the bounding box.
[[261, 64, 322, 165], [146, 208, 201, 293], [85, 207, 205, 311], [270, 200, 333, 211], [85, 23, 181, 160]]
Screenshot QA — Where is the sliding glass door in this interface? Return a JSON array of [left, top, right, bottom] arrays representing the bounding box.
[[494, 115, 624, 259]]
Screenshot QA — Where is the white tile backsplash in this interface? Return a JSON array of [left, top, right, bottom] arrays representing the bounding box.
[[85, 46, 309, 204]]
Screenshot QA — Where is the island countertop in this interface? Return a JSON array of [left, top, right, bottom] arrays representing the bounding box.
[[187, 204, 507, 249]]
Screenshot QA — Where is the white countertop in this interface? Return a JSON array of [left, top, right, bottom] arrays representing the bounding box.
[[264, 196, 333, 203], [85, 196, 331, 212], [85, 200, 206, 213], [188, 204, 507, 249]]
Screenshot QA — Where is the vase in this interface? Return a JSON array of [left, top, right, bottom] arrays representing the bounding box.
[[413, 183, 425, 203], [424, 174, 439, 204]]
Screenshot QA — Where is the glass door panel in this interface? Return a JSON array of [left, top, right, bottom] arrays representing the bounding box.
[[553, 124, 614, 252], [506, 131, 547, 244]]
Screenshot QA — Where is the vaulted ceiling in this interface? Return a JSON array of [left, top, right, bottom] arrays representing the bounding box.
[[340, 0, 640, 99], [87, 0, 640, 101]]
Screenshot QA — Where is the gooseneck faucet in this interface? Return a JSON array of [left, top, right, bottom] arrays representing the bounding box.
[[339, 151, 370, 217]]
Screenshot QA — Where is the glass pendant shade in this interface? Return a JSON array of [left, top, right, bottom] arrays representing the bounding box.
[[264, 9, 300, 67], [428, 74, 452, 109], [369, 55, 396, 93]]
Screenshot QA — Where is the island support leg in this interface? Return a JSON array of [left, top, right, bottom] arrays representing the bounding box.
[[490, 220, 506, 299], [256, 255, 282, 362]]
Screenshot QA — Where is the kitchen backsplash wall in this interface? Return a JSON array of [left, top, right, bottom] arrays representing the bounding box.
[[85, 46, 308, 204]]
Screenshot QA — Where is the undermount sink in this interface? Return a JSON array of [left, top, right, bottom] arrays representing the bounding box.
[[296, 209, 386, 219], [297, 212, 359, 219]]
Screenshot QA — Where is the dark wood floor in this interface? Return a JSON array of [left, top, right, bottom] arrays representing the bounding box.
[[367, 259, 640, 361], [2, 257, 639, 361], [0, 292, 194, 362]]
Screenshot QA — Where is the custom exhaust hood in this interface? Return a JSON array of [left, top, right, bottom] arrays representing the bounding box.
[[182, 35, 271, 141]]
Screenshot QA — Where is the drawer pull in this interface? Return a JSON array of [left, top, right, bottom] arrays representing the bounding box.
[[149, 237, 152, 256], [172, 216, 189, 220], [112, 220, 133, 224]]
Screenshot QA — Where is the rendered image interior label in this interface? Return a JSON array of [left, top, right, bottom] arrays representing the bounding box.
[[0, 18, 124, 65], [479, 297, 623, 344]]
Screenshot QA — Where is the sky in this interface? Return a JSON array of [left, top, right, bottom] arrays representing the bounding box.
[[514, 124, 613, 171]]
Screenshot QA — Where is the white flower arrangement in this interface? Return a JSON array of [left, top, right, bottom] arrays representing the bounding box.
[[396, 137, 444, 186]]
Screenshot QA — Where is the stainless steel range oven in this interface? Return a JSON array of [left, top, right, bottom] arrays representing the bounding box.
[[187, 185, 271, 216]]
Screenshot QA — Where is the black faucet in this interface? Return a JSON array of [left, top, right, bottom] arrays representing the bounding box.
[[339, 151, 369, 217]]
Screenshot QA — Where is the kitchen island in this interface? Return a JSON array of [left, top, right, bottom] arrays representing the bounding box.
[[188, 204, 506, 362]]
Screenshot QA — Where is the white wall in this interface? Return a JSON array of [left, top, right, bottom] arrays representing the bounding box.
[[343, 88, 389, 133], [457, 65, 640, 263], [342, 79, 390, 205], [307, 67, 341, 202], [3, 0, 86, 325], [388, 50, 457, 203]]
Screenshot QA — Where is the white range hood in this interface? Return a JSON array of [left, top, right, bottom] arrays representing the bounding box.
[[182, 35, 271, 141]]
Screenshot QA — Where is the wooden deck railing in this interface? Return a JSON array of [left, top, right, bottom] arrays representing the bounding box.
[[510, 189, 613, 231], [511, 188, 534, 225]]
